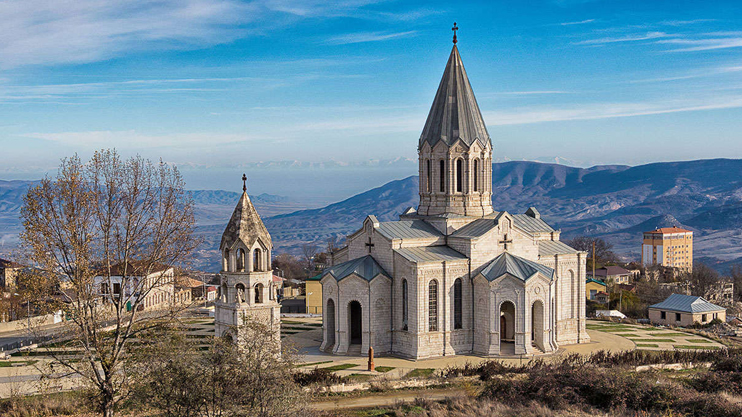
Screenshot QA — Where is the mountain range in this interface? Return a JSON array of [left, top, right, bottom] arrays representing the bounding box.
[[3, 158, 742, 273]]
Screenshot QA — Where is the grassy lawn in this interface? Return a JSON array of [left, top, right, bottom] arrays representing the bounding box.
[[281, 326, 311, 331], [406, 368, 435, 379], [627, 338, 675, 343], [684, 338, 712, 343], [635, 344, 659, 348], [648, 332, 689, 336], [281, 320, 305, 325], [375, 366, 395, 373], [295, 361, 332, 368], [324, 363, 358, 372], [0, 360, 38, 367], [674, 345, 721, 350]]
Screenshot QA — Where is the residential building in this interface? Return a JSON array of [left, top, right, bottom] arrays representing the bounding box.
[[305, 274, 322, 315], [0, 258, 22, 292], [648, 293, 726, 326], [642, 227, 693, 271], [586, 278, 607, 300], [96, 262, 175, 311], [595, 292, 610, 304], [587, 266, 632, 284]]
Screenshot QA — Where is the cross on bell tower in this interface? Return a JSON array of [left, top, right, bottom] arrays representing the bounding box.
[[242, 173, 247, 192], [452, 22, 458, 44]]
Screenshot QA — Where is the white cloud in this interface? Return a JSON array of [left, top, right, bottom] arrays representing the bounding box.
[[0, 0, 400, 69], [325, 30, 418, 45], [484, 96, 742, 125], [559, 19, 595, 26], [22, 130, 263, 148], [575, 31, 673, 45], [659, 37, 742, 52]]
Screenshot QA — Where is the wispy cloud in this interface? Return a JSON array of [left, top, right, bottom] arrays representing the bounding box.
[[485, 90, 574, 96], [324, 30, 418, 45], [629, 65, 742, 83], [22, 130, 264, 149], [560, 19, 595, 26], [659, 19, 717, 26], [659, 37, 742, 52], [575, 31, 673, 45], [484, 96, 742, 125]]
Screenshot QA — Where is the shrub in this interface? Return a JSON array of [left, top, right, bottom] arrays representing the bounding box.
[[293, 367, 347, 386]]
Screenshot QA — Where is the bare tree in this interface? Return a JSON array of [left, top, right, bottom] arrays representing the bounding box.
[[565, 236, 619, 265], [19, 150, 199, 416], [301, 243, 318, 273], [686, 263, 720, 297]]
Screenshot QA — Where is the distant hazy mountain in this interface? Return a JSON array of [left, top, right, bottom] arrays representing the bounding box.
[[258, 158, 742, 273], [4, 158, 742, 273]]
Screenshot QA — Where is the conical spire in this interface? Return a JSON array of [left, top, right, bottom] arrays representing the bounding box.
[[419, 42, 491, 150], [220, 177, 272, 251]]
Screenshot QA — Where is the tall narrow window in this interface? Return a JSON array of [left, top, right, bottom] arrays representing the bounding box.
[[439, 160, 445, 193], [426, 160, 431, 193], [454, 278, 462, 329], [473, 159, 479, 192], [402, 279, 408, 331], [253, 249, 261, 272], [456, 159, 463, 192], [428, 280, 438, 332]]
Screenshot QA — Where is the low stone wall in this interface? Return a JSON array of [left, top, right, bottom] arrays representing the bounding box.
[[0, 312, 63, 333]]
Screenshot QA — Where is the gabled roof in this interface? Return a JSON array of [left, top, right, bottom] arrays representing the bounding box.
[[586, 278, 606, 286], [220, 191, 272, 250], [649, 293, 725, 313], [419, 45, 490, 150], [593, 266, 630, 277], [450, 218, 498, 239], [395, 246, 468, 264], [512, 214, 555, 234], [376, 220, 443, 240], [480, 252, 554, 282], [0, 258, 23, 269], [323, 256, 388, 282], [538, 240, 579, 257]]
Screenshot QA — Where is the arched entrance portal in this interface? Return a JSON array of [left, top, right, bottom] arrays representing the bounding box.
[[531, 300, 545, 351], [348, 301, 362, 345], [325, 299, 336, 351], [500, 301, 515, 341]]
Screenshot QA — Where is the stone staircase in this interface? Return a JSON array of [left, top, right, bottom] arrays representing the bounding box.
[[346, 344, 362, 356]]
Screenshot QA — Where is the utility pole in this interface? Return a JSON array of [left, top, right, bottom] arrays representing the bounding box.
[[592, 240, 596, 281]]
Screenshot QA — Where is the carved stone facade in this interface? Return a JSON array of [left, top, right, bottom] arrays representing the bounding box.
[[320, 38, 589, 360]]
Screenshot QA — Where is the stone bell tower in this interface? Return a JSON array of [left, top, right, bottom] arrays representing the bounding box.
[[417, 23, 493, 218], [214, 174, 280, 340]]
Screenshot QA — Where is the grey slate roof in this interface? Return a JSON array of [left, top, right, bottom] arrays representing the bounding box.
[[220, 191, 272, 250], [480, 252, 554, 282], [376, 220, 443, 240], [451, 218, 497, 239], [395, 246, 468, 264], [419, 45, 491, 150], [513, 214, 555, 234], [649, 293, 725, 313], [323, 255, 389, 282], [538, 240, 579, 257]]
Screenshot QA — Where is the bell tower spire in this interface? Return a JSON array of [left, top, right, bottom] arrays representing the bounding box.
[[417, 25, 493, 217]]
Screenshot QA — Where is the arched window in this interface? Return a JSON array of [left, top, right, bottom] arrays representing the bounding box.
[[254, 283, 264, 304], [253, 248, 262, 272], [236, 248, 246, 272], [428, 280, 438, 332], [235, 283, 245, 303], [454, 278, 462, 329], [402, 279, 408, 331], [425, 160, 431, 193], [473, 159, 479, 192], [439, 160, 445, 193], [456, 159, 463, 193]]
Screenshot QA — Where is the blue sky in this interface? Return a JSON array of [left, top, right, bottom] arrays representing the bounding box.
[[2, 0, 742, 198]]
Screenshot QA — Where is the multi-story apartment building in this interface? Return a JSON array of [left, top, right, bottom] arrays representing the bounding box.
[[642, 227, 693, 271]]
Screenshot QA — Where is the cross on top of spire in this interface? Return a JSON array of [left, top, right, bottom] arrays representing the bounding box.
[[242, 173, 247, 192], [452, 22, 458, 44]]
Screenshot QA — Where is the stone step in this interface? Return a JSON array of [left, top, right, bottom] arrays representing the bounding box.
[[346, 344, 362, 356]]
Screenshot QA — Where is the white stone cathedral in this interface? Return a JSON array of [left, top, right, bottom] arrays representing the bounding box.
[[215, 176, 281, 340], [319, 32, 589, 359]]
